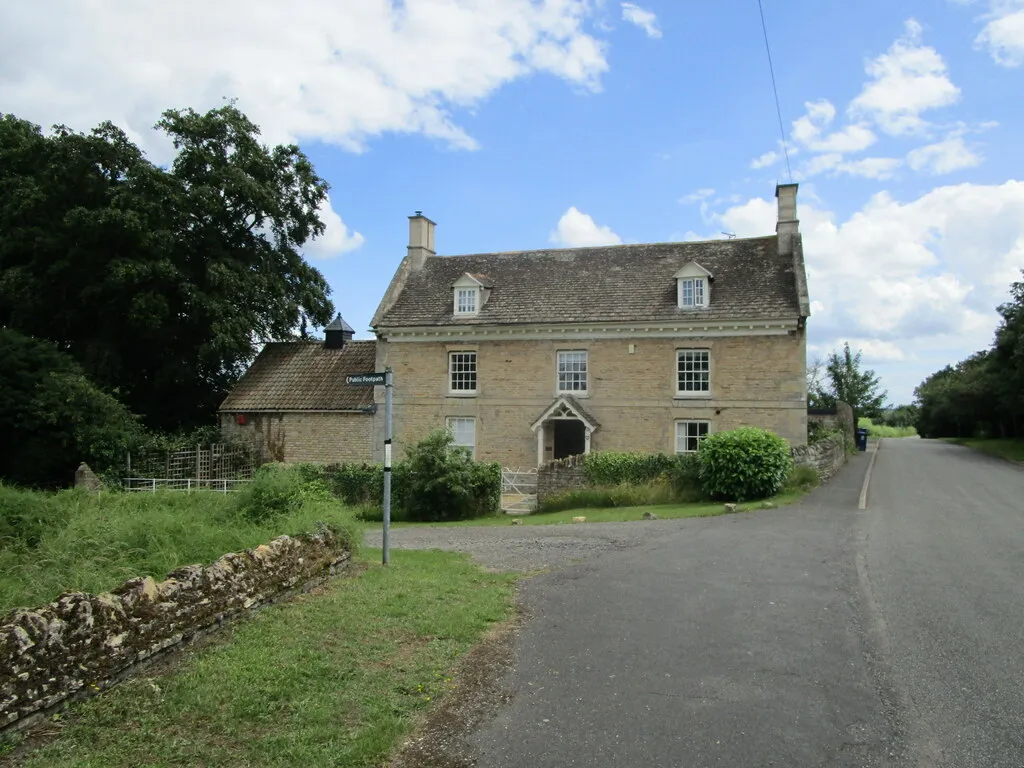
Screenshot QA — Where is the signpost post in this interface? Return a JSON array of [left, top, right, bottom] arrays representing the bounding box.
[[346, 370, 393, 565]]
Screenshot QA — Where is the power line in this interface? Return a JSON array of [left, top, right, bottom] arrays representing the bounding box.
[[757, 0, 792, 183]]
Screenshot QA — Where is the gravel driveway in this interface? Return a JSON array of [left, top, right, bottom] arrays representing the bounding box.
[[363, 519, 684, 572]]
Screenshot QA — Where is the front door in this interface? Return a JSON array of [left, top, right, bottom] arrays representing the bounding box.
[[553, 419, 586, 460]]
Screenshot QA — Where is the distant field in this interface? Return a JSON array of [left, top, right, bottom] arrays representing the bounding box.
[[858, 418, 917, 438]]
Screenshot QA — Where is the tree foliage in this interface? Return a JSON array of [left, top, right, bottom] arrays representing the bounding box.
[[0, 106, 333, 430], [811, 342, 888, 421], [915, 272, 1024, 438], [0, 328, 147, 487]]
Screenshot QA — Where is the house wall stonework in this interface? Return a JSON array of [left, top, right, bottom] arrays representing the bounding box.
[[375, 330, 807, 468], [219, 412, 373, 465]]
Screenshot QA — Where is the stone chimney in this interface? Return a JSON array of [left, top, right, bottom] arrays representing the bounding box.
[[775, 183, 799, 248], [324, 313, 355, 349], [408, 211, 436, 269]]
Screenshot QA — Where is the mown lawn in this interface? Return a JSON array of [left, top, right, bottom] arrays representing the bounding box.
[[391, 490, 807, 528], [2, 550, 516, 768], [944, 438, 1024, 463]]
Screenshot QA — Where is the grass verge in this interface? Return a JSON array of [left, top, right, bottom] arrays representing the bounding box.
[[944, 438, 1024, 463], [0, 484, 356, 615], [393, 491, 807, 528], [1, 550, 516, 768]]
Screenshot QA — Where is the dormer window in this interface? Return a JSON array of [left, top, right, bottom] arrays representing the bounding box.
[[456, 287, 478, 315], [452, 272, 492, 316], [674, 262, 712, 309]]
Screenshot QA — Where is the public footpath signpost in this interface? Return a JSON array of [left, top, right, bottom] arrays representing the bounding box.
[[345, 370, 392, 565]]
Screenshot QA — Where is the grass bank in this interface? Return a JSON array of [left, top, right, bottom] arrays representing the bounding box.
[[393, 490, 807, 528], [858, 418, 917, 438], [0, 481, 356, 615], [2, 550, 516, 767], [944, 438, 1024, 463]]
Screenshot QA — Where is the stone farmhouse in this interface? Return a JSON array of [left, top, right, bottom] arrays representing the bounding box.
[[220, 184, 810, 469]]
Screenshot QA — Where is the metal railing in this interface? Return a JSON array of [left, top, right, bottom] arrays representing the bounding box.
[[123, 477, 252, 494]]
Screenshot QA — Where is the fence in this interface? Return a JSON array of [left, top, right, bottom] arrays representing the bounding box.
[[123, 477, 252, 494], [501, 467, 538, 495], [124, 442, 261, 492], [127, 442, 259, 482]]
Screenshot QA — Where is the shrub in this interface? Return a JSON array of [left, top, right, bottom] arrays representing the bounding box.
[[583, 452, 676, 486], [402, 430, 500, 522], [784, 464, 820, 493], [234, 463, 332, 523], [698, 427, 792, 501], [667, 452, 704, 501]]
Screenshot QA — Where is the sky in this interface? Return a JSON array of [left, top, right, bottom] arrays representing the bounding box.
[[3, 0, 1024, 404]]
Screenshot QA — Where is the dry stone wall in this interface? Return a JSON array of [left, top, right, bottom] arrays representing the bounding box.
[[537, 455, 587, 504], [791, 434, 848, 481], [0, 529, 351, 735]]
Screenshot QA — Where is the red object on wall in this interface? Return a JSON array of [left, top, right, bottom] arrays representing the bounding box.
[[236, 414, 247, 425]]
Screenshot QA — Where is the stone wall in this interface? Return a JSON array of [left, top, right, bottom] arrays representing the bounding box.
[[791, 434, 848, 481], [808, 401, 855, 446], [0, 529, 351, 735], [537, 455, 587, 504]]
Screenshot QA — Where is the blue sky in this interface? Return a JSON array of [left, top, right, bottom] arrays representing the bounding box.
[[3, 0, 1024, 403]]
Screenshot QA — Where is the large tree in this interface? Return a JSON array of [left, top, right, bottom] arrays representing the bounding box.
[[814, 342, 888, 421], [0, 106, 333, 429]]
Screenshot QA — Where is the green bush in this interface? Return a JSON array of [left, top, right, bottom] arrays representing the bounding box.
[[784, 464, 820, 493], [325, 432, 500, 523], [698, 427, 792, 501], [402, 430, 500, 522], [234, 463, 333, 523], [583, 452, 676, 486]]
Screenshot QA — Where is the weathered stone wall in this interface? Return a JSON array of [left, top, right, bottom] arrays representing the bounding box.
[[0, 529, 351, 735], [376, 331, 808, 468], [808, 402, 855, 446], [537, 455, 587, 504], [219, 411, 374, 465], [791, 434, 847, 481]]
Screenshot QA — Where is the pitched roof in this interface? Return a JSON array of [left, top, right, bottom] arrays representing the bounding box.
[[376, 236, 801, 327], [219, 340, 376, 412], [325, 314, 355, 333]]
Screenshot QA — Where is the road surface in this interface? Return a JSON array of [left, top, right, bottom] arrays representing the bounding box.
[[454, 440, 1024, 767]]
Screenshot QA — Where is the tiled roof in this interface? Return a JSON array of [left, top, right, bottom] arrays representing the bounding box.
[[219, 340, 376, 412], [377, 236, 801, 327]]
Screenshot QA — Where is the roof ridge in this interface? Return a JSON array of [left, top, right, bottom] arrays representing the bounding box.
[[428, 235, 775, 260]]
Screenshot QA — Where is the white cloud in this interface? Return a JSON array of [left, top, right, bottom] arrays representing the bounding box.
[[679, 188, 715, 204], [810, 124, 877, 154], [713, 182, 1024, 384], [751, 150, 781, 169], [550, 207, 622, 246], [848, 19, 961, 135], [0, 1, 609, 158], [797, 153, 902, 180], [792, 99, 837, 145], [975, 1, 1024, 66], [303, 196, 365, 258], [621, 3, 662, 38], [907, 135, 983, 174]]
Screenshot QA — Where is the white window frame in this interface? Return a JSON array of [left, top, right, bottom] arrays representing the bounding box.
[[556, 350, 588, 396], [676, 349, 711, 397], [448, 351, 477, 395], [454, 287, 478, 315], [446, 416, 476, 458], [677, 277, 708, 308], [675, 420, 710, 453]]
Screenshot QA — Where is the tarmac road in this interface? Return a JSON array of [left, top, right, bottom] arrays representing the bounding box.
[[455, 440, 1024, 767]]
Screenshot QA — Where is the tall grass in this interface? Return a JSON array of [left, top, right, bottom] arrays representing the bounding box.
[[0, 478, 357, 615], [858, 417, 918, 438]]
